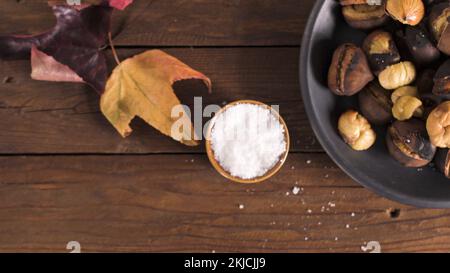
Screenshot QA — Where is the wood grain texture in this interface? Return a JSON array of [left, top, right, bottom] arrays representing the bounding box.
[[1, 0, 448, 254], [0, 153, 447, 253], [0, 0, 311, 46], [0, 47, 321, 154]]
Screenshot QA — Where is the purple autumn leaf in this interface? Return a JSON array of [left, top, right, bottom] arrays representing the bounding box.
[[0, 1, 133, 93]]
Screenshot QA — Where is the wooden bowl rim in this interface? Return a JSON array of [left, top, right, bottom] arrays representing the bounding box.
[[205, 100, 290, 184]]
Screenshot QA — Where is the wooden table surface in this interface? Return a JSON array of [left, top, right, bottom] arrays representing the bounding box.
[[0, 0, 449, 253]]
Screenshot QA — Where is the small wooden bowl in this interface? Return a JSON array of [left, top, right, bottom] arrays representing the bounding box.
[[205, 100, 290, 184]]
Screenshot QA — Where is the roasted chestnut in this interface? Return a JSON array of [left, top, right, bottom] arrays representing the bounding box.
[[426, 101, 450, 148], [392, 95, 423, 120], [422, 0, 439, 6], [435, 148, 450, 178], [421, 92, 443, 118], [391, 86, 424, 120], [342, 4, 389, 30], [397, 25, 441, 66], [358, 81, 393, 125], [391, 85, 419, 103], [385, 0, 425, 26], [433, 59, 450, 97], [338, 110, 377, 151], [429, 2, 450, 55], [378, 61, 416, 90], [416, 69, 442, 118], [416, 69, 436, 94], [363, 30, 401, 75], [328, 44, 374, 96], [387, 119, 436, 167], [394, 28, 415, 61]]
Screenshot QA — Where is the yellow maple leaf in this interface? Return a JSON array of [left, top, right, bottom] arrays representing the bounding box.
[[100, 50, 212, 146]]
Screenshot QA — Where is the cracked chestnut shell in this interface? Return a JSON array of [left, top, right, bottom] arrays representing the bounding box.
[[398, 25, 441, 66], [433, 59, 450, 97], [429, 2, 450, 55], [435, 148, 450, 178], [385, 0, 425, 26], [358, 81, 393, 125], [342, 4, 389, 30], [363, 30, 401, 75], [328, 44, 374, 96], [387, 119, 436, 167]]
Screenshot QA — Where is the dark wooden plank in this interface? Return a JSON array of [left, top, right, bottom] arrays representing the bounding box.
[[0, 0, 312, 46], [0, 47, 321, 154], [0, 153, 447, 253]]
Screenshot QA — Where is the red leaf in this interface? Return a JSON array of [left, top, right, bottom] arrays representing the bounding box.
[[31, 46, 84, 84], [0, 5, 113, 93], [108, 0, 133, 10], [47, 0, 133, 10]]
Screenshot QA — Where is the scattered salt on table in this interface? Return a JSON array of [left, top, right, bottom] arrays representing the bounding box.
[[292, 186, 301, 195]]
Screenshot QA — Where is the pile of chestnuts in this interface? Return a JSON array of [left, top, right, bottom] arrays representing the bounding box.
[[329, 0, 450, 178]]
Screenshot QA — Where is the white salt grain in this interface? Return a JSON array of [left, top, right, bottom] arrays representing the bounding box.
[[292, 186, 301, 195], [210, 104, 287, 179]]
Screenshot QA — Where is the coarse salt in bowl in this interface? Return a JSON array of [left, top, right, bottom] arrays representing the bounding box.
[[206, 100, 290, 183]]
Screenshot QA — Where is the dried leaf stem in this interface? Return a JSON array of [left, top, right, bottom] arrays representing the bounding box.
[[108, 32, 121, 65]]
